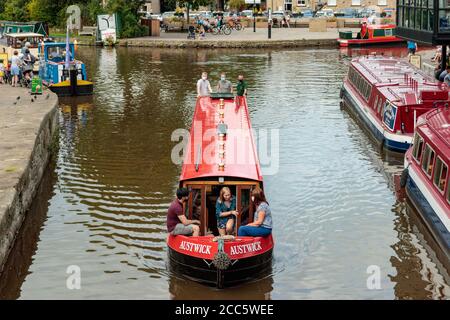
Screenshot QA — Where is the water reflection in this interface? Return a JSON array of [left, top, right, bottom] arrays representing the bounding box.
[[0, 47, 448, 299]]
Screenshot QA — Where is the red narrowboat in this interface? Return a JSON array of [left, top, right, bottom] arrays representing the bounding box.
[[338, 24, 405, 47], [341, 55, 450, 152], [403, 107, 450, 260], [167, 93, 274, 288]]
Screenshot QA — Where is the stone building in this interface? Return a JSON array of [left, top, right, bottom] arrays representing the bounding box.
[[264, 0, 396, 13]]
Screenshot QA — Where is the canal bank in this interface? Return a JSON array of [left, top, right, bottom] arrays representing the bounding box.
[[70, 28, 355, 48], [0, 86, 59, 273]]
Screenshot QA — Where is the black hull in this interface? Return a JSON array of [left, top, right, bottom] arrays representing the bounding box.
[[168, 247, 273, 288]]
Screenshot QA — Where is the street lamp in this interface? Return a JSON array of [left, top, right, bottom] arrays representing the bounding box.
[[253, 0, 256, 32]]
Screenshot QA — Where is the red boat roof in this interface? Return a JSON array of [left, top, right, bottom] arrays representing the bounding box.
[[180, 96, 263, 182], [417, 107, 450, 153], [351, 56, 450, 106]]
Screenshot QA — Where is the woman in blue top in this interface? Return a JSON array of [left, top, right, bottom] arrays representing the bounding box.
[[216, 187, 238, 236], [238, 188, 272, 237]]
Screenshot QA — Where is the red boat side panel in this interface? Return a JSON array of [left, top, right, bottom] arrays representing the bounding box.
[[180, 96, 263, 182], [167, 234, 274, 260]]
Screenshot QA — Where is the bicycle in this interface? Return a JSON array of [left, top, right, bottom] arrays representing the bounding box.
[[212, 25, 232, 35], [228, 20, 243, 31]]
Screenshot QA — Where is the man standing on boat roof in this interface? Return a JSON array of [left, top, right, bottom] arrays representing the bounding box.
[[167, 188, 200, 236], [216, 72, 233, 93], [197, 72, 212, 98], [235, 74, 248, 109]]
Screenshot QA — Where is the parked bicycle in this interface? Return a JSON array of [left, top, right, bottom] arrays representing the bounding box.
[[228, 20, 243, 31], [212, 25, 232, 35]]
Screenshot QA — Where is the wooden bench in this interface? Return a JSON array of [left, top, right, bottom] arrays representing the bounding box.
[[79, 26, 97, 37]]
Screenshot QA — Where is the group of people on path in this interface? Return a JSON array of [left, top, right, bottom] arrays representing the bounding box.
[[0, 41, 36, 87], [167, 187, 273, 238]]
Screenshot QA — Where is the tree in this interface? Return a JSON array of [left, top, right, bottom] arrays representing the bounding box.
[[228, 0, 245, 11], [105, 0, 147, 38], [1, 0, 29, 21], [166, 0, 213, 25]]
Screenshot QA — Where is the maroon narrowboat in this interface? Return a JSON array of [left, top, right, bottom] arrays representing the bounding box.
[[341, 55, 450, 152], [403, 107, 450, 260]]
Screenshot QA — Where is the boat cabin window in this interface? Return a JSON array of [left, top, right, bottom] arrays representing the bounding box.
[[6, 35, 40, 49], [377, 99, 384, 115], [433, 157, 448, 194], [374, 96, 379, 110], [373, 28, 393, 37], [47, 46, 71, 63], [447, 178, 450, 205], [348, 66, 372, 101], [183, 183, 257, 236], [421, 144, 436, 178], [412, 134, 424, 162]]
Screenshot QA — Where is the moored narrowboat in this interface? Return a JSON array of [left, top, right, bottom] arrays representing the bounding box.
[[38, 42, 93, 96], [403, 107, 450, 260], [167, 93, 274, 288], [340, 55, 450, 152], [338, 24, 405, 47]]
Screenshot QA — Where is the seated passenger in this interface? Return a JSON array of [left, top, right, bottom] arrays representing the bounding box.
[[167, 188, 200, 236], [238, 188, 272, 237], [216, 187, 238, 236]]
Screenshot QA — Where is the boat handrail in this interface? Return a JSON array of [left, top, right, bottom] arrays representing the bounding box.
[[357, 61, 383, 83], [423, 105, 450, 149], [387, 87, 403, 102]]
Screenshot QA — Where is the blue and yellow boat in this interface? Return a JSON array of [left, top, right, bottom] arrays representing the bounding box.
[[38, 42, 93, 96]]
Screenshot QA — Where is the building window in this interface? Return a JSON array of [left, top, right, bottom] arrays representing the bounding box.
[[352, 0, 361, 5], [328, 0, 337, 6], [378, 0, 387, 5], [297, 0, 306, 6]]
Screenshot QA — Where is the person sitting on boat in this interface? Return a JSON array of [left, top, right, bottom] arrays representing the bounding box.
[[216, 73, 233, 93], [197, 72, 212, 98], [238, 188, 272, 237], [216, 187, 238, 236], [167, 188, 200, 237]]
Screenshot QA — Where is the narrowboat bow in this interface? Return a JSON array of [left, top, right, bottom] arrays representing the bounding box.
[[167, 93, 274, 288]]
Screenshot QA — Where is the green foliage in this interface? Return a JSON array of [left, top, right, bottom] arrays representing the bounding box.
[[1, 0, 29, 21], [105, 0, 146, 38], [0, 0, 149, 38], [228, 0, 245, 11], [167, 0, 214, 11]]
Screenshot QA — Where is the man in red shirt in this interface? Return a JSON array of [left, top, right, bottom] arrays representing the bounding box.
[[167, 188, 200, 236]]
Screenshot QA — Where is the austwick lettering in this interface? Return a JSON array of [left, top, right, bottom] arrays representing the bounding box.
[[179, 241, 212, 255]]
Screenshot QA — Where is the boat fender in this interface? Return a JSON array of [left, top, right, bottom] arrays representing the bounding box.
[[212, 239, 231, 270], [339, 86, 344, 99], [400, 167, 409, 188]]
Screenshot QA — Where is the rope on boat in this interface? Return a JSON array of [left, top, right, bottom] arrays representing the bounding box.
[[212, 239, 231, 270]]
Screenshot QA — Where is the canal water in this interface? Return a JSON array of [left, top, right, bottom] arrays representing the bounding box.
[[0, 47, 449, 299]]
